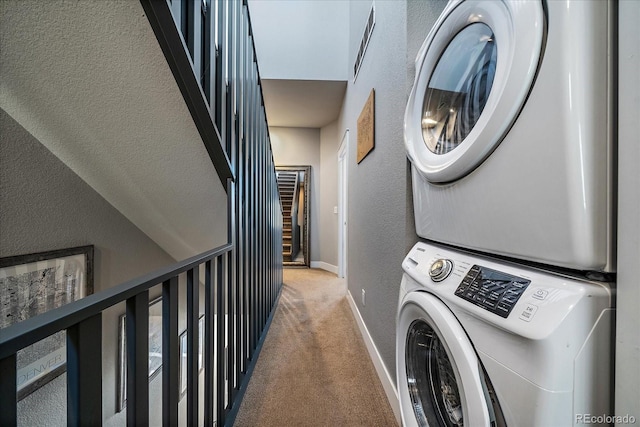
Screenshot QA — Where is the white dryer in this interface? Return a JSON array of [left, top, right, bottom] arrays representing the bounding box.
[[404, 0, 615, 272], [396, 241, 614, 426]]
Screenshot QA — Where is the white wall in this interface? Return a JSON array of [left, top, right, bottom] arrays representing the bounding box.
[[615, 0, 640, 422], [270, 127, 322, 263], [248, 0, 349, 81]]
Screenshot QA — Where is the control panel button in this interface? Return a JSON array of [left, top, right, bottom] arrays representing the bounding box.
[[531, 289, 549, 300], [519, 303, 539, 322], [429, 259, 453, 282]]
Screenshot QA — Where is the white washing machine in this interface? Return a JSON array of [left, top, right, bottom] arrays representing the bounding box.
[[396, 241, 614, 426], [404, 0, 615, 272]]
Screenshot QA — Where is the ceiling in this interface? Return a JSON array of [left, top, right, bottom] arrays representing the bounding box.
[[261, 79, 347, 128], [0, 1, 228, 261]]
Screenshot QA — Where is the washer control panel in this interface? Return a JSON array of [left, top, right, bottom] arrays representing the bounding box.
[[454, 265, 531, 318]]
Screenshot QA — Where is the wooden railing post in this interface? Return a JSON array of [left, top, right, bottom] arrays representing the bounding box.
[[187, 267, 199, 426], [216, 255, 226, 425], [0, 355, 17, 427], [162, 277, 179, 427], [126, 291, 149, 426], [67, 314, 102, 427], [204, 260, 215, 425]]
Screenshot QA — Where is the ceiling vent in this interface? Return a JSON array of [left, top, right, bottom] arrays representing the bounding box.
[[353, 3, 375, 81]]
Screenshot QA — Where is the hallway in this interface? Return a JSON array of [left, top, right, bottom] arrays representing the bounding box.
[[234, 268, 397, 426]]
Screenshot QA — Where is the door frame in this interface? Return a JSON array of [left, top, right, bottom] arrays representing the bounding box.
[[338, 129, 349, 279]]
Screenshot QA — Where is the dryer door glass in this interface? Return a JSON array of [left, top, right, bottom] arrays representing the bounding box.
[[422, 23, 497, 155], [406, 319, 463, 427]]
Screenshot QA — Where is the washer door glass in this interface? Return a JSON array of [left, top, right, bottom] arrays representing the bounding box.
[[422, 23, 497, 155], [406, 319, 463, 427]]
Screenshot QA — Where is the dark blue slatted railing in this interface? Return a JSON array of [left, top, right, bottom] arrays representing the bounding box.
[[0, 0, 283, 425]]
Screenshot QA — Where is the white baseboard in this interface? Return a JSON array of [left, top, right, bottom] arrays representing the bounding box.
[[346, 291, 401, 425], [310, 261, 338, 275]]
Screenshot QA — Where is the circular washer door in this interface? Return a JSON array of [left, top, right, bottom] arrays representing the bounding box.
[[396, 292, 492, 427], [404, 0, 545, 183]]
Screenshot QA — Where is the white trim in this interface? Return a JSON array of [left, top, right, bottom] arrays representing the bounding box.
[[338, 129, 349, 279], [310, 261, 338, 275], [346, 291, 401, 425]]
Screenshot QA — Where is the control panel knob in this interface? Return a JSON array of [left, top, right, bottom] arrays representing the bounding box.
[[429, 259, 453, 282]]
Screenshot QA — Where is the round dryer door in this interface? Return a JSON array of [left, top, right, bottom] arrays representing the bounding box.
[[396, 292, 504, 427], [404, 0, 545, 183]]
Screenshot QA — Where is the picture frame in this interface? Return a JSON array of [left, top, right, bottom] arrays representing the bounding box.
[[199, 314, 204, 373], [117, 296, 163, 412], [357, 88, 375, 163], [0, 245, 94, 401], [179, 329, 187, 398], [179, 314, 205, 400]]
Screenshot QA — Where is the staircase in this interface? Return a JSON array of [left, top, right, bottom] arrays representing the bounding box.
[[277, 171, 300, 262]]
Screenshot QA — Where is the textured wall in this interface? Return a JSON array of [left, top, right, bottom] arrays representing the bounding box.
[[0, 0, 228, 262], [0, 108, 186, 425], [270, 127, 322, 263]]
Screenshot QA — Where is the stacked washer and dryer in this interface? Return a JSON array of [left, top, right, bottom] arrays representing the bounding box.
[[398, 0, 616, 426]]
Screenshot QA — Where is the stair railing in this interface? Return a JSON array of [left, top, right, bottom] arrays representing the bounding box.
[[290, 173, 301, 260]]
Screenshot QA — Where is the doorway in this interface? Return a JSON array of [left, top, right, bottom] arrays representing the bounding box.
[[276, 166, 311, 267]]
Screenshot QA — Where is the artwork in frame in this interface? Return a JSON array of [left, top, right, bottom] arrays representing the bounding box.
[[117, 296, 163, 412], [179, 314, 205, 400], [357, 88, 375, 163], [0, 245, 94, 401], [179, 329, 187, 398], [199, 314, 204, 372]]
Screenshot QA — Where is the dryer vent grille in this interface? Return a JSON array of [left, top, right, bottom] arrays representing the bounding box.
[[353, 3, 375, 81]]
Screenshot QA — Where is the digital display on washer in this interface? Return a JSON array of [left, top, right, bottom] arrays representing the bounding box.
[[454, 265, 530, 318]]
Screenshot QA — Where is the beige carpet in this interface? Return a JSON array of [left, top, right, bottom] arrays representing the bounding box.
[[234, 268, 398, 427]]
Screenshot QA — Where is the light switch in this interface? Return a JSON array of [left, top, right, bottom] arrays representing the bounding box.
[[333, 206, 338, 214]]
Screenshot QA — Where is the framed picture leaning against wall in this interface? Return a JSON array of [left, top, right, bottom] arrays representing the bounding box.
[[0, 245, 94, 400]]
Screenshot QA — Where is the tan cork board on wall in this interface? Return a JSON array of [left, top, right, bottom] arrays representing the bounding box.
[[357, 89, 375, 164]]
